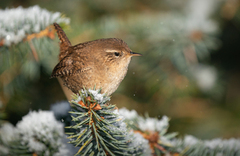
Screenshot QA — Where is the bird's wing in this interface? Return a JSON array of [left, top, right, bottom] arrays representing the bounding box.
[[51, 55, 91, 78], [51, 56, 74, 78]]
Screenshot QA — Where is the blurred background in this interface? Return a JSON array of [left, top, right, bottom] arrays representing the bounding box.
[[0, 0, 240, 140]]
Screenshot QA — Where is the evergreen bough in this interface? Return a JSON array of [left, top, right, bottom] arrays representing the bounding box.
[[174, 135, 240, 156], [0, 5, 70, 99], [66, 92, 240, 156], [66, 88, 147, 156], [119, 108, 178, 156], [0, 111, 70, 156], [1, 90, 240, 156]]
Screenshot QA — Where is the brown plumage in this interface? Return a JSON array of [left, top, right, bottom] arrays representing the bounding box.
[[51, 23, 141, 95]]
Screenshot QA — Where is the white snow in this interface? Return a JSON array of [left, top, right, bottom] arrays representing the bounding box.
[[119, 107, 138, 120], [0, 122, 16, 145], [0, 5, 70, 46], [185, 0, 222, 33], [191, 64, 217, 91], [184, 135, 199, 146], [128, 131, 151, 155], [76, 89, 110, 103], [88, 89, 104, 102], [138, 115, 169, 132], [16, 110, 65, 153], [205, 138, 240, 150], [183, 135, 240, 151], [0, 111, 71, 155]]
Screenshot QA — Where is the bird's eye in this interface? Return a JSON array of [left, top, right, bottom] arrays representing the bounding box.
[[114, 52, 120, 57]]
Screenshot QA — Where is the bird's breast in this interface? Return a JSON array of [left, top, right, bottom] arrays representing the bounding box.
[[100, 59, 130, 95]]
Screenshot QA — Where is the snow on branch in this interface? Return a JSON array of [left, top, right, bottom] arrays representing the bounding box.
[[0, 111, 71, 156], [0, 5, 69, 46]]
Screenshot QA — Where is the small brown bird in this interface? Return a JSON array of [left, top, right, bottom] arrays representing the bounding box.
[[51, 23, 141, 95]]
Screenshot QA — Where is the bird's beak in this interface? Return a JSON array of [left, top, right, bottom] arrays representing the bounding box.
[[130, 51, 142, 56]]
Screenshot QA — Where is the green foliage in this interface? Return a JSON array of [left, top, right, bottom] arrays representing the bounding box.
[[182, 143, 240, 156], [0, 5, 70, 102], [0, 37, 59, 95], [67, 89, 145, 156], [1, 88, 240, 156], [5, 140, 34, 156], [1, 131, 63, 156], [119, 108, 178, 156], [174, 135, 240, 156], [1, 2, 239, 156], [0, 111, 69, 156]]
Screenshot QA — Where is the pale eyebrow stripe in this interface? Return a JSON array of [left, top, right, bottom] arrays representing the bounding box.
[[105, 49, 121, 53]]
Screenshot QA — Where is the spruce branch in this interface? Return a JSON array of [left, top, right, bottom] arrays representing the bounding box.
[[67, 89, 149, 156], [119, 108, 178, 156], [0, 5, 70, 103], [0, 111, 71, 156], [0, 5, 70, 47], [174, 135, 240, 156]]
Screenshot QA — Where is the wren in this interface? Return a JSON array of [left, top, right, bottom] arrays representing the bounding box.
[[51, 23, 141, 95]]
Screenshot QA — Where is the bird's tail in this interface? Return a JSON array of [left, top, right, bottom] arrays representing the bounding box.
[[53, 23, 72, 60]]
